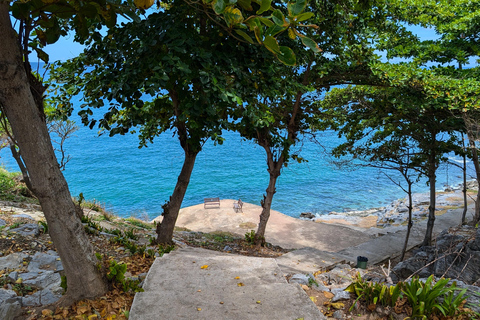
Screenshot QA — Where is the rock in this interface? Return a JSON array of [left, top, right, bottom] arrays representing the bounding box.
[[0, 252, 28, 270], [333, 310, 344, 319], [300, 212, 316, 220], [289, 274, 310, 286], [7, 271, 18, 282], [11, 214, 34, 220], [0, 219, 6, 226], [22, 291, 41, 306], [10, 223, 40, 237], [0, 289, 22, 320], [223, 245, 233, 252], [28, 252, 63, 272], [20, 271, 61, 290], [331, 288, 350, 302]]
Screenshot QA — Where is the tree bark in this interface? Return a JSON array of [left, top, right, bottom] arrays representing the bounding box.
[[422, 149, 437, 247], [400, 180, 413, 261], [0, 3, 107, 304], [467, 132, 480, 224], [255, 142, 283, 246], [462, 149, 467, 225], [155, 150, 198, 244]]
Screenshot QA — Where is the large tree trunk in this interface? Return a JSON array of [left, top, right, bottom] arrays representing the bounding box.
[[422, 151, 437, 247], [156, 150, 198, 244], [255, 144, 283, 246], [0, 4, 107, 304], [462, 150, 468, 225]]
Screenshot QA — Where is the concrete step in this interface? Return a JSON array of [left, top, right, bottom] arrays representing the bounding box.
[[129, 247, 325, 320], [275, 247, 351, 275]]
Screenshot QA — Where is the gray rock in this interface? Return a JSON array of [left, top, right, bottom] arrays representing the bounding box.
[[300, 212, 315, 219], [0, 290, 22, 320], [0, 219, 6, 227], [11, 214, 34, 220], [28, 252, 63, 272], [7, 271, 18, 282], [223, 245, 233, 252], [21, 271, 61, 290], [10, 223, 39, 237], [289, 274, 310, 286], [39, 289, 62, 305], [22, 291, 41, 306], [0, 253, 28, 270], [331, 288, 351, 302], [333, 310, 344, 319]]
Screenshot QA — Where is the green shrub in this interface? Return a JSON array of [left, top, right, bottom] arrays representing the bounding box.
[[244, 230, 256, 245]]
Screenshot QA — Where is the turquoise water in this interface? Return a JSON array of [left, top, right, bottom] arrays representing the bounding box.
[[0, 67, 468, 219], [0, 116, 468, 220]]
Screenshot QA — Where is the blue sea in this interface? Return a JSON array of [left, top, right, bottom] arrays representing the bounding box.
[[0, 111, 469, 220], [0, 67, 470, 219]]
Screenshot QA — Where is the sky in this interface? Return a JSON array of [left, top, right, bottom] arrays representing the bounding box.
[[35, 20, 441, 63]]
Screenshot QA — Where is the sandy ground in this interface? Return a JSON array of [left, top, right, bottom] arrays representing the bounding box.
[[153, 199, 373, 252]]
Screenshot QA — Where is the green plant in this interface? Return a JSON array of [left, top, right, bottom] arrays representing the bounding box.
[[402, 275, 452, 319], [10, 222, 22, 229], [440, 282, 468, 317], [346, 273, 403, 311], [107, 260, 127, 284], [124, 228, 138, 240], [126, 217, 153, 230], [158, 244, 175, 257], [38, 220, 48, 234], [308, 276, 318, 288], [60, 275, 68, 293], [110, 229, 123, 237], [245, 230, 256, 245]]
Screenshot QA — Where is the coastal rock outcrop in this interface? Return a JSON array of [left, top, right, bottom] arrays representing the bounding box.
[[391, 225, 480, 285]]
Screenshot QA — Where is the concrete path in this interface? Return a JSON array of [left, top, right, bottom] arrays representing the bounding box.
[[129, 247, 325, 320]]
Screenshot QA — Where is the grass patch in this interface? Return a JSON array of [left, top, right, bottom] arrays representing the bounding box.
[[204, 231, 238, 243], [239, 222, 256, 229], [125, 217, 153, 230], [174, 226, 190, 232]]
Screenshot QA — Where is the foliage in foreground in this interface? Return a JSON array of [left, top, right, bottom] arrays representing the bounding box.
[[346, 274, 473, 319]]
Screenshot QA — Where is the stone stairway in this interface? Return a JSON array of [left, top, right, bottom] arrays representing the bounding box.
[[129, 247, 326, 320]]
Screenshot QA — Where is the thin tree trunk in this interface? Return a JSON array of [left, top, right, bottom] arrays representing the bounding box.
[[401, 181, 413, 261], [468, 132, 480, 223], [0, 4, 107, 304], [255, 143, 283, 246], [423, 151, 437, 247], [155, 149, 198, 245], [462, 147, 468, 225]]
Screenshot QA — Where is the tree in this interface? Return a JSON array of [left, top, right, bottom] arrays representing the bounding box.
[[50, 0, 263, 244], [320, 65, 466, 246], [0, 0, 125, 304], [382, 0, 480, 223], [232, 0, 387, 245]]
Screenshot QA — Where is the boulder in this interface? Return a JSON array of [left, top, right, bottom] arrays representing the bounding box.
[[300, 212, 315, 220], [0, 253, 28, 270], [0, 289, 22, 320], [10, 223, 40, 237], [0, 219, 6, 227], [28, 252, 63, 272]]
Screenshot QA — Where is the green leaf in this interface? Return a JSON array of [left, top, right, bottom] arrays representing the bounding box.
[[256, 0, 271, 14], [265, 24, 286, 37], [272, 9, 288, 27], [299, 36, 321, 53], [288, 0, 307, 16], [263, 35, 280, 54], [234, 29, 254, 44], [213, 0, 227, 14], [237, 0, 253, 10], [34, 48, 50, 64], [277, 46, 296, 66], [224, 6, 244, 26], [258, 17, 274, 27], [295, 12, 314, 22]]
